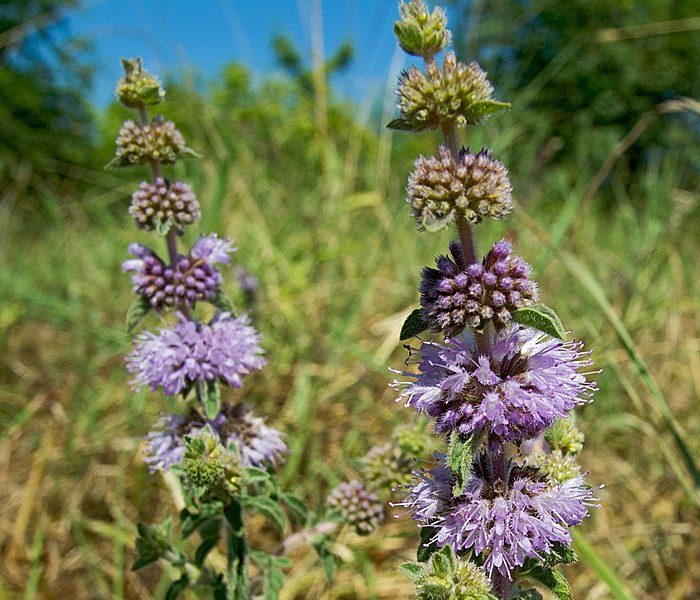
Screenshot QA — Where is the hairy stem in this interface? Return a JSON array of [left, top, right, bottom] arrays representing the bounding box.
[[224, 501, 248, 600]]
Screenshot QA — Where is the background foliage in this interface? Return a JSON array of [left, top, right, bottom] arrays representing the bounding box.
[[0, 1, 698, 598]]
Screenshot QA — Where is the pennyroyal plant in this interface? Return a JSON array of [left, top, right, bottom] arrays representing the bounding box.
[[387, 3, 600, 599], [110, 58, 400, 599]]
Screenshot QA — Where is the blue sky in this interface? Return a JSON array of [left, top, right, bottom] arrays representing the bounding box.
[[66, 0, 423, 107]]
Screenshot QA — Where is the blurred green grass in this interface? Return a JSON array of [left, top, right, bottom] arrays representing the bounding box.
[[1, 52, 699, 600]]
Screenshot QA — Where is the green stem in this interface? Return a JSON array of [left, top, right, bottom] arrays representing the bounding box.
[[224, 501, 248, 600]]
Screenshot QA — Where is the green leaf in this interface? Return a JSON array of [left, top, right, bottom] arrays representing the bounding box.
[[525, 566, 572, 600], [126, 295, 151, 333], [194, 517, 222, 566], [212, 290, 237, 314], [180, 505, 222, 538], [399, 561, 423, 582], [244, 466, 273, 487], [164, 575, 190, 600], [447, 431, 474, 496], [544, 543, 577, 568], [312, 538, 337, 583], [465, 99, 511, 122], [155, 216, 173, 236], [203, 379, 221, 420], [243, 496, 286, 532], [417, 526, 438, 562], [195, 536, 220, 566], [386, 117, 421, 131], [281, 493, 309, 523], [400, 308, 429, 341], [512, 304, 567, 340], [422, 209, 455, 233]]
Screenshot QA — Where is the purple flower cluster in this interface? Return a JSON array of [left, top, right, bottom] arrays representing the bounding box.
[[395, 326, 595, 444], [129, 178, 200, 232], [403, 456, 596, 580], [144, 403, 287, 471], [127, 312, 265, 395], [420, 240, 537, 335], [123, 234, 235, 310]]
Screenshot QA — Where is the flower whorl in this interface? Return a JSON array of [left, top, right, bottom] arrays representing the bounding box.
[[123, 234, 234, 311], [327, 480, 385, 536], [130, 178, 200, 232], [112, 116, 193, 167], [408, 147, 513, 231], [420, 240, 537, 335], [396, 53, 508, 131]]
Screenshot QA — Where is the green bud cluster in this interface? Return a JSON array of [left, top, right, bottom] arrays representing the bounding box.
[[395, 52, 509, 131], [545, 417, 585, 456], [109, 116, 196, 168], [408, 146, 513, 232], [402, 546, 497, 600], [180, 428, 242, 503], [361, 424, 428, 490], [115, 57, 165, 108], [392, 423, 428, 456], [394, 0, 450, 59], [529, 449, 582, 484], [361, 442, 415, 490]]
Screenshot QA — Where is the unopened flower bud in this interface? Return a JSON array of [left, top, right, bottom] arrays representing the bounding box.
[[327, 480, 384, 536], [545, 417, 586, 456], [529, 450, 583, 484], [402, 546, 496, 600], [361, 443, 414, 490], [394, 0, 451, 59], [110, 116, 196, 168], [181, 427, 242, 502], [130, 178, 200, 232], [392, 424, 428, 456], [394, 52, 508, 131], [115, 57, 165, 107], [408, 146, 513, 231], [420, 240, 537, 336]]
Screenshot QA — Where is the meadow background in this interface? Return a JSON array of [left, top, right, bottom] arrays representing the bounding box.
[[1, 0, 699, 598]]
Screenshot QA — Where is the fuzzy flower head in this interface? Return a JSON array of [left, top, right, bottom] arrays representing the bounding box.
[[123, 234, 235, 311], [327, 480, 385, 536], [110, 116, 196, 167], [127, 312, 265, 396], [394, 0, 451, 59], [405, 456, 597, 581], [395, 53, 509, 131], [130, 178, 200, 232], [420, 240, 537, 336], [144, 403, 286, 472], [408, 146, 513, 232], [394, 326, 595, 444], [115, 57, 165, 107], [211, 403, 287, 469]]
